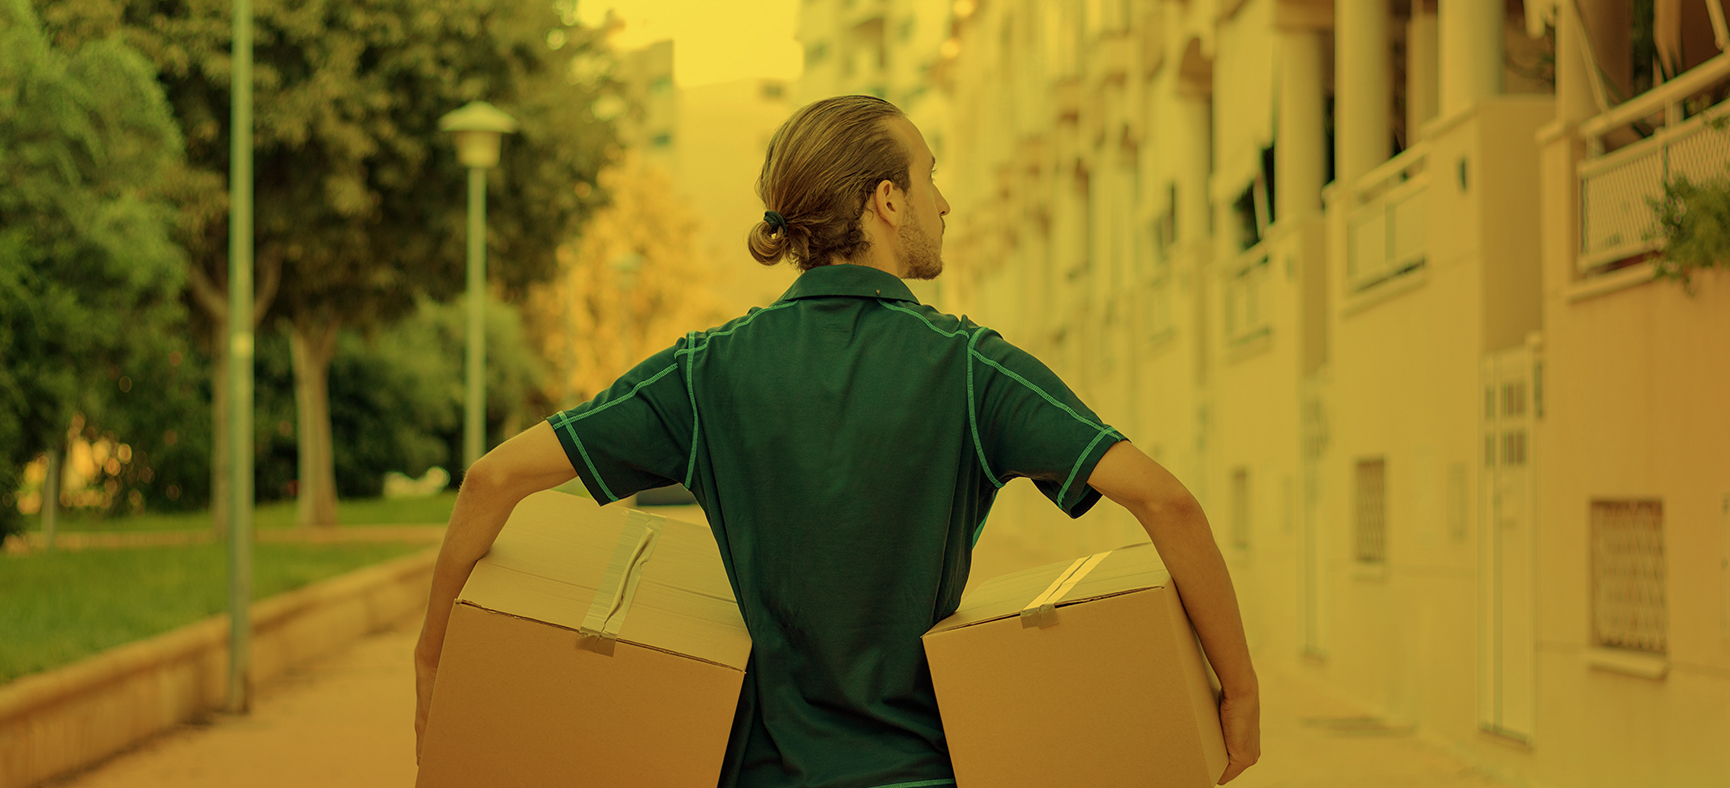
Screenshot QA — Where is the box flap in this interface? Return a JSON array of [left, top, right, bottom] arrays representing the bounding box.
[[928, 542, 1169, 635], [457, 490, 752, 669]]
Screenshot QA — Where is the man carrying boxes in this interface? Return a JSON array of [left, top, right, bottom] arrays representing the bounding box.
[[413, 94, 1261, 787]]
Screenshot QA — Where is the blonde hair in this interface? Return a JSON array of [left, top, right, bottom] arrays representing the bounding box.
[[747, 95, 912, 271]]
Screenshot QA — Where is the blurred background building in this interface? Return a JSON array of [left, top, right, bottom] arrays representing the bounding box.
[[789, 1, 1728, 786], [614, 38, 803, 313], [4, 0, 1725, 785]]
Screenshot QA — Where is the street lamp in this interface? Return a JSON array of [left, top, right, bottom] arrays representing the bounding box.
[[439, 101, 517, 471]]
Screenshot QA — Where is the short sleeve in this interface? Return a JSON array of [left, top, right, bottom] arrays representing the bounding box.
[[545, 337, 695, 504], [969, 327, 1126, 518]]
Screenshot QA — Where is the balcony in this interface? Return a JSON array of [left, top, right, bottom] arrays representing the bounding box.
[[1345, 142, 1431, 293], [1224, 242, 1273, 353], [1576, 53, 1730, 275]]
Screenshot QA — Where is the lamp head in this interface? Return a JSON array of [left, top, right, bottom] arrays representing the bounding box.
[[440, 101, 519, 169]]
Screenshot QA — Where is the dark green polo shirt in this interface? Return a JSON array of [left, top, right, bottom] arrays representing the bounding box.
[[547, 263, 1125, 788]]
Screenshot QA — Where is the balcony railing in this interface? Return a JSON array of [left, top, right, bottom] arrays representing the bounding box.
[[1576, 53, 1730, 274], [1225, 242, 1273, 347], [1345, 142, 1431, 292]]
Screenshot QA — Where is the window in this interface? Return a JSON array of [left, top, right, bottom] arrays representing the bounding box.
[[1500, 379, 1528, 466], [1230, 185, 1260, 251], [1225, 254, 1270, 344], [1354, 458, 1387, 564], [1229, 146, 1276, 253], [1591, 500, 1667, 654]]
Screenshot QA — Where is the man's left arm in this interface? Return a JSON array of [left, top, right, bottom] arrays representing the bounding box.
[[413, 420, 575, 762]]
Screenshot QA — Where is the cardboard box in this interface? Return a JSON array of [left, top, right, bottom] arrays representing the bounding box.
[[417, 490, 750, 788], [921, 543, 1228, 788]]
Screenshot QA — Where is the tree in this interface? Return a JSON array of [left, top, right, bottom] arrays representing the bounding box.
[[250, 293, 545, 502], [524, 149, 730, 409], [44, 0, 620, 527], [0, 0, 189, 538]]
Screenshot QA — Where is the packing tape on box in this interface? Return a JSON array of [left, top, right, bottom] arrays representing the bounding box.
[[578, 509, 665, 656], [1019, 549, 1114, 629]]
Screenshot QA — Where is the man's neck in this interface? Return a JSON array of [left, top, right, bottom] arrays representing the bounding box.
[[835, 247, 901, 278]]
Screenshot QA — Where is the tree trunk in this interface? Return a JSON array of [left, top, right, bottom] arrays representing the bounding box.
[[43, 442, 63, 551], [289, 316, 341, 528], [187, 252, 280, 537]]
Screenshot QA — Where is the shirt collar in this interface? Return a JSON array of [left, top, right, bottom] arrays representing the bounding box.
[[775, 263, 921, 305]]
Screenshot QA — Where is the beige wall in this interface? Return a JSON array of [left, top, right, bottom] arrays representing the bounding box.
[[675, 78, 799, 314], [837, 0, 1730, 786]]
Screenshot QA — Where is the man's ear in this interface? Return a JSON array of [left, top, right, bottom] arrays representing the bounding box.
[[870, 179, 900, 227]]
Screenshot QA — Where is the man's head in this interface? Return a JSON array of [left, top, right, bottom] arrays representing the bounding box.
[[748, 95, 949, 279]]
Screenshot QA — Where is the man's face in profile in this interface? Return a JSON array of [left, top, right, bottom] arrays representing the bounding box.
[[889, 118, 950, 281]]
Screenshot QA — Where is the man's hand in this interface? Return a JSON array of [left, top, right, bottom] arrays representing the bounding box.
[[414, 641, 438, 765], [1216, 691, 1261, 784]]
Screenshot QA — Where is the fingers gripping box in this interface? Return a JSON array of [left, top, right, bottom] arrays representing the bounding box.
[[416, 490, 750, 788], [921, 543, 1228, 788]]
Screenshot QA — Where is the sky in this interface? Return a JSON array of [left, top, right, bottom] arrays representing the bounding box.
[[577, 0, 806, 88]]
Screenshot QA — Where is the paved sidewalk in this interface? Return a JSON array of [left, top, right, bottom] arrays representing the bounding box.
[[41, 507, 1518, 788], [41, 613, 425, 788]]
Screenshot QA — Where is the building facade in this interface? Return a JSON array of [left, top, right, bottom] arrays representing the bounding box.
[[613, 39, 800, 316], [797, 0, 1730, 785]]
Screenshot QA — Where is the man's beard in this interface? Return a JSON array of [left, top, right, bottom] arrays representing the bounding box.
[[896, 210, 943, 281]]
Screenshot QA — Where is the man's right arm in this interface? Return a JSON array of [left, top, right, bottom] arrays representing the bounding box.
[[1086, 440, 1259, 701]]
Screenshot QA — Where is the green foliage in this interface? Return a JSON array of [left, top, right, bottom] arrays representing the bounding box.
[[0, 0, 190, 537], [250, 294, 544, 501], [93, 337, 214, 513], [0, 541, 427, 684], [1645, 115, 1730, 298], [38, 0, 619, 523], [43, 0, 620, 327]]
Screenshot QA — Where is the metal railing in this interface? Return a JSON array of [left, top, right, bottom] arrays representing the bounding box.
[[1576, 54, 1730, 274], [1345, 142, 1431, 292]]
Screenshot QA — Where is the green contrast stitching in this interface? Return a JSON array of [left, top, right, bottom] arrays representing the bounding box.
[[1057, 427, 1121, 505], [552, 363, 680, 427], [867, 780, 956, 788], [969, 350, 1108, 433], [683, 331, 700, 488], [880, 300, 966, 338], [880, 302, 1002, 495], [668, 304, 794, 484], [674, 301, 796, 358], [965, 327, 1002, 489], [556, 419, 617, 503]]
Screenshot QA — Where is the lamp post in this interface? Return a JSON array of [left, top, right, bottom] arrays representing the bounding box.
[[439, 101, 517, 471], [227, 0, 255, 715]]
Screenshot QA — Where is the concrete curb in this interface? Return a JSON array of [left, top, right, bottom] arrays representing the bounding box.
[[10, 525, 446, 552], [0, 546, 440, 788]]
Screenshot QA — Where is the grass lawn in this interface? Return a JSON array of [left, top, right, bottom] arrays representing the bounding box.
[[19, 491, 462, 534], [0, 541, 432, 685]]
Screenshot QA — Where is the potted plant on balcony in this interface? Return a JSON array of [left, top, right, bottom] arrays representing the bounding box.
[[1644, 113, 1730, 298]]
